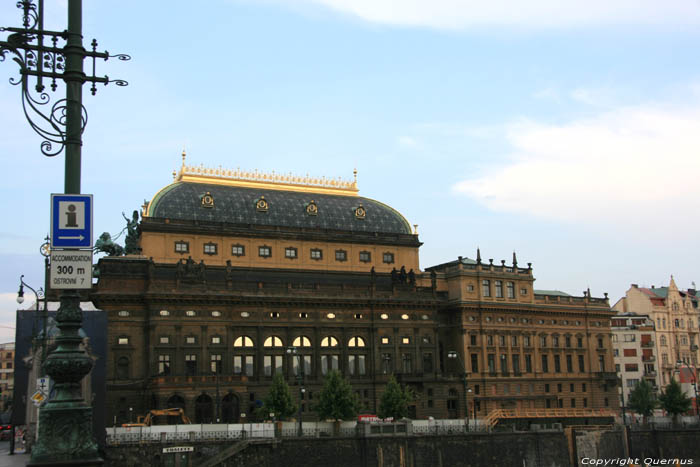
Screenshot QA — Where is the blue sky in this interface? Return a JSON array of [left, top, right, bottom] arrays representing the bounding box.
[[1, 0, 700, 341]]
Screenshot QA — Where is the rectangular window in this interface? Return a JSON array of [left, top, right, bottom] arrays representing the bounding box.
[[577, 337, 583, 348], [557, 383, 562, 393], [541, 355, 549, 373], [487, 335, 494, 346], [553, 336, 559, 347], [285, 247, 297, 259], [623, 349, 637, 357], [495, 280, 503, 298], [599, 355, 605, 371], [175, 241, 189, 253], [335, 250, 347, 262], [423, 353, 433, 373], [185, 354, 197, 376], [210, 354, 222, 374], [570, 383, 575, 392], [402, 354, 412, 373], [470, 335, 477, 346], [381, 336, 390, 345], [554, 355, 561, 373], [499, 335, 505, 346], [186, 336, 196, 344], [566, 355, 573, 372], [348, 355, 356, 375], [203, 242, 217, 255], [583, 398, 588, 408], [571, 398, 576, 408], [512, 336, 518, 346], [321, 355, 339, 375], [512, 354, 520, 375], [382, 252, 395, 264], [565, 336, 571, 347], [482, 280, 491, 297], [507, 282, 515, 298], [359, 251, 371, 263], [159, 336, 169, 344], [525, 355, 532, 373], [524, 336, 531, 347], [118, 337, 129, 345], [293, 355, 312, 376], [401, 337, 411, 345], [231, 244, 245, 256], [488, 354, 496, 374], [544, 383, 550, 393], [310, 249, 323, 260], [540, 336, 547, 347], [381, 353, 392, 374], [158, 355, 170, 375], [211, 336, 221, 344], [264, 355, 284, 376], [625, 363, 639, 372], [578, 355, 585, 372], [500, 354, 508, 375], [471, 354, 479, 373], [259, 246, 271, 258]]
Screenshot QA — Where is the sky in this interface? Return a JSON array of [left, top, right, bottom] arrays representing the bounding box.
[[1, 1, 700, 342]]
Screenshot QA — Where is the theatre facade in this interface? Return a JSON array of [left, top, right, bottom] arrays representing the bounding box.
[[92, 155, 618, 424]]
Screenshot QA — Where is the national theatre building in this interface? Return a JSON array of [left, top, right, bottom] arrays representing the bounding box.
[[92, 155, 618, 425]]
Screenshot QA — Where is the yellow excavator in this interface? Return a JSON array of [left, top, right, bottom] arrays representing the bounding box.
[[122, 408, 192, 427]]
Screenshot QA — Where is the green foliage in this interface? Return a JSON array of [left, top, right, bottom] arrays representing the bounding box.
[[658, 378, 692, 418], [627, 379, 656, 418], [258, 373, 297, 421], [315, 370, 359, 421], [378, 376, 413, 420]]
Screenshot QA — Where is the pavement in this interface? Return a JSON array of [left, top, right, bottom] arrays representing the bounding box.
[[0, 441, 30, 467]]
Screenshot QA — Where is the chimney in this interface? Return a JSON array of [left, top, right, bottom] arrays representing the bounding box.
[[631, 284, 638, 288]]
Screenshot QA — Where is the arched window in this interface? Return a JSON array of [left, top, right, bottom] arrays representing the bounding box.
[[233, 336, 254, 348], [321, 336, 338, 347], [292, 336, 312, 347], [348, 336, 365, 347], [263, 336, 283, 348], [116, 356, 129, 379]]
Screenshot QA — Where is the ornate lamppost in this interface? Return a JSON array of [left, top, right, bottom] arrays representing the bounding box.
[[1, 2, 128, 465], [447, 350, 470, 431]]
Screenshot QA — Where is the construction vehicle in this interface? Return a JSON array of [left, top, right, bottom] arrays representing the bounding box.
[[122, 408, 192, 427]]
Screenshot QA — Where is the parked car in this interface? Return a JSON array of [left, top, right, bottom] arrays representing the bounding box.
[[0, 413, 12, 440]]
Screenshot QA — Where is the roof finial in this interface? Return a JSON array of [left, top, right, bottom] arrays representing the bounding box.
[[353, 168, 358, 187], [512, 251, 518, 268], [476, 247, 481, 264], [182, 147, 186, 167], [413, 224, 418, 235]]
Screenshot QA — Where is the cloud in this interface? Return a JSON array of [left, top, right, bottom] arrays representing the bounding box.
[[452, 102, 700, 239], [282, 0, 700, 29]]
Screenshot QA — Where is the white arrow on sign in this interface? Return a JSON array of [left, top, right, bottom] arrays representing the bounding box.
[[58, 235, 85, 240]]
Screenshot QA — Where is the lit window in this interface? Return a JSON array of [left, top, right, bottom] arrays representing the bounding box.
[[118, 337, 129, 345], [354, 313, 363, 319], [233, 336, 254, 347], [401, 337, 411, 345], [348, 336, 365, 347], [240, 311, 250, 318], [382, 252, 395, 264], [298, 312, 309, 319], [118, 310, 129, 317], [211, 311, 221, 317], [211, 336, 221, 344], [263, 336, 284, 347], [292, 336, 312, 347], [159, 310, 170, 316], [269, 311, 279, 318], [326, 313, 335, 319], [259, 246, 271, 258], [185, 310, 196, 317], [159, 336, 169, 344], [359, 251, 371, 263], [186, 336, 196, 344], [381, 337, 390, 345], [335, 250, 347, 262], [175, 241, 189, 253], [380, 313, 389, 320], [231, 244, 245, 256], [401, 314, 409, 320], [310, 249, 323, 260], [285, 247, 297, 259], [203, 242, 217, 255], [320, 336, 338, 347]]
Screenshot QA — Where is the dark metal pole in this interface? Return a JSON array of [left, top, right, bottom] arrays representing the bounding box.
[[64, 0, 84, 194]]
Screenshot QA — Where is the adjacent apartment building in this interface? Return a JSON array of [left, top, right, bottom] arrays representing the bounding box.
[[611, 313, 658, 403]]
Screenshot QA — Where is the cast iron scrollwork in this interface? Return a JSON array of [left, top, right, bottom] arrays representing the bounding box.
[[0, 0, 129, 157]]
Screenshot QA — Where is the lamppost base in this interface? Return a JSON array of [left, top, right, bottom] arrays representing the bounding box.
[[28, 405, 102, 466]]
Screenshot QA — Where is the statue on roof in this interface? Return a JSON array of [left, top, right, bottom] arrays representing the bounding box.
[[122, 210, 141, 255], [95, 232, 124, 257]]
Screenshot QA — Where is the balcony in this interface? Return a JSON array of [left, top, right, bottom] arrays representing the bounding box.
[[641, 341, 655, 348], [642, 355, 656, 363], [644, 370, 657, 377]]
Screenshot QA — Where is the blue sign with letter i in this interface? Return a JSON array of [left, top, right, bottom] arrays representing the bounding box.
[[51, 194, 93, 248]]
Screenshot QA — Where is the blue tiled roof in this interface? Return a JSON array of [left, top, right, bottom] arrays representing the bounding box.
[[148, 182, 412, 235]]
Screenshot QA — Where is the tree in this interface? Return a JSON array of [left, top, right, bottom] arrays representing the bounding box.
[[378, 376, 413, 420], [258, 373, 297, 421], [627, 379, 656, 422], [315, 370, 359, 421], [658, 378, 692, 424]]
